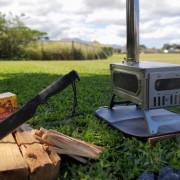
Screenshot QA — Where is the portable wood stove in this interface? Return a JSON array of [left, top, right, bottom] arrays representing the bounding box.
[[95, 0, 180, 137]]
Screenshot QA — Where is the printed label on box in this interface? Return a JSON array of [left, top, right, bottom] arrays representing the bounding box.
[[0, 92, 18, 121]]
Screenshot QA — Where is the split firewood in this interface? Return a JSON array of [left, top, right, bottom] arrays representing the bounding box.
[[49, 129, 104, 151], [14, 125, 61, 180], [0, 134, 28, 180], [33, 128, 105, 163]]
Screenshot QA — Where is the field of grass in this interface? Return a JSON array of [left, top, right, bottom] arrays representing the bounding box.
[[0, 54, 180, 179], [23, 41, 112, 60]]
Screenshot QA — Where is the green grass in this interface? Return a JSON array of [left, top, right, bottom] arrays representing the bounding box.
[[110, 53, 180, 64], [0, 54, 180, 179]]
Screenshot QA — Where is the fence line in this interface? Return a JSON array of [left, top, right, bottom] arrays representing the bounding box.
[[40, 40, 115, 60]]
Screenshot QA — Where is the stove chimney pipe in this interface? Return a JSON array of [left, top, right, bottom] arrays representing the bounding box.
[[126, 0, 139, 64]]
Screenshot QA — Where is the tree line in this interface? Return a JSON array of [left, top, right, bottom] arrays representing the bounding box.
[[3, 12, 179, 59], [0, 12, 46, 59], [140, 44, 180, 50], [162, 43, 180, 50]]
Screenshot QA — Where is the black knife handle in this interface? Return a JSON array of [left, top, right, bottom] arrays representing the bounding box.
[[38, 70, 80, 101]]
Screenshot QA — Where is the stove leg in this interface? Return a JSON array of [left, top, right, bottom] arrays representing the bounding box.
[[142, 108, 180, 135], [109, 94, 133, 109], [109, 94, 115, 109], [142, 109, 158, 134]]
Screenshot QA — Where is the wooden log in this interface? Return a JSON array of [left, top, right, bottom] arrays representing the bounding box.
[[17, 123, 33, 131], [34, 128, 105, 163], [34, 130, 90, 162], [49, 146, 88, 164], [46, 135, 99, 159], [41, 129, 103, 157], [49, 146, 94, 158], [148, 133, 180, 145], [15, 130, 60, 180], [34, 134, 54, 146], [35, 134, 88, 164], [68, 155, 88, 164], [0, 134, 28, 180], [49, 129, 104, 151], [48, 131, 103, 156], [46, 151, 61, 180]]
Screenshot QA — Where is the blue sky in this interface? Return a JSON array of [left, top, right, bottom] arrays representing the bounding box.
[[1, 0, 180, 48]]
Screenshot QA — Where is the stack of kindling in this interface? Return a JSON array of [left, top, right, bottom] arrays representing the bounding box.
[[33, 128, 105, 164], [0, 124, 61, 180]]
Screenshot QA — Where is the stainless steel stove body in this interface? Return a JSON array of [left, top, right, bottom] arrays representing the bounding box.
[[110, 61, 180, 135], [111, 61, 180, 110], [95, 0, 180, 137]]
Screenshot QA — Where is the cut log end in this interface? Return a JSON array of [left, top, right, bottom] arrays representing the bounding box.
[[14, 125, 61, 179]]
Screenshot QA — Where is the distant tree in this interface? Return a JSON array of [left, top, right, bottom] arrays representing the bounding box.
[[139, 44, 146, 49], [0, 13, 6, 31], [172, 44, 180, 50], [44, 36, 50, 41], [176, 44, 180, 49], [162, 43, 171, 50], [113, 48, 121, 54], [0, 12, 46, 59], [92, 41, 101, 46], [139, 44, 146, 53], [0, 13, 7, 56]]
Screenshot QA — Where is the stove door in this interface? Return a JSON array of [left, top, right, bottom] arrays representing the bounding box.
[[149, 72, 180, 109], [111, 69, 144, 105]]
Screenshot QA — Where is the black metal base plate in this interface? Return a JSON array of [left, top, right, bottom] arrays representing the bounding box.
[[95, 105, 180, 138]]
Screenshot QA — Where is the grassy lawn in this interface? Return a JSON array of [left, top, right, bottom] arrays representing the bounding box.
[[0, 54, 180, 179]]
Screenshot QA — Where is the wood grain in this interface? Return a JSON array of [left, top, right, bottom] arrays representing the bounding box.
[[0, 134, 28, 180]]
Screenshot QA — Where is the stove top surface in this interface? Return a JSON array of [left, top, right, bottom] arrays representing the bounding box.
[[112, 61, 180, 69]]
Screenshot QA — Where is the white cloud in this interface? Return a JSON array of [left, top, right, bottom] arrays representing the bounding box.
[[86, 9, 126, 25], [1, 0, 180, 48], [93, 25, 126, 45], [61, 0, 88, 13], [1, 0, 12, 6], [85, 0, 124, 10]]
